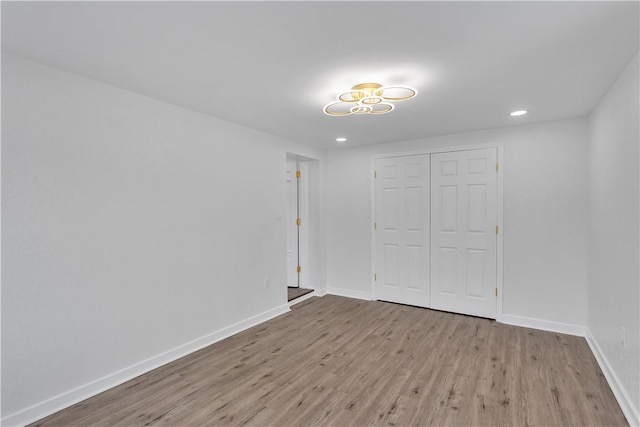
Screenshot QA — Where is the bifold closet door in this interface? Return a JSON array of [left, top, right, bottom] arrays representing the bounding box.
[[430, 148, 498, 319], [374, 155, 430, 308]]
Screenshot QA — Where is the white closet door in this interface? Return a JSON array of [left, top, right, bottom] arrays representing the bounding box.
[[430, 148, 498, 319], [374, 155, 430, 308]]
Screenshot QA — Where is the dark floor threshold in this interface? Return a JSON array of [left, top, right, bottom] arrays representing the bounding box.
[[287, 287, 313, 302]]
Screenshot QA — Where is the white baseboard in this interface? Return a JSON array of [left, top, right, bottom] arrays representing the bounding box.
[[314, 288, 327, 297], [2, 304, 291, 427], [585, 329, 640, 427], [326, 286, 372, 301], [500, 314, 586, 337]]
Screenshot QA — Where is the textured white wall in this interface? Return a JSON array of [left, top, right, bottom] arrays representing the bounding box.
[[1, 53, 325, 421], [588, 52, 639, 420], [326, 118, 589, 327]]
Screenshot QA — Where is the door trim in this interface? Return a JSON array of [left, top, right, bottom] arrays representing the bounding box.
[[298, 162, 310, 289], [370, 142, 504, 322]]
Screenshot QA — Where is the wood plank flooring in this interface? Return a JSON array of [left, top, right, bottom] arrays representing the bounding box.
[[32, 295, 627, 427], [287, 287, 313, 302]]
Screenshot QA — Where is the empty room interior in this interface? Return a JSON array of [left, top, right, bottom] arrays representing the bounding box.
[[2, 1, 639, 426]]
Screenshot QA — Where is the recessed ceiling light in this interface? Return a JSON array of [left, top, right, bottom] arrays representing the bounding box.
[[335, 137, 347, 142], [510, 110, 528, 117]]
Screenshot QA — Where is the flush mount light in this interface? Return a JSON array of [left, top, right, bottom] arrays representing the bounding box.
[[335, 137, 347, 142], [324, 83, 417, 116], [510, 110, 528, 116]]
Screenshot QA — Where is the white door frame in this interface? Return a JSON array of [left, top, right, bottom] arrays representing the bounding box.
[[370, 142, 504, 321], [298, 162, 310, 289]]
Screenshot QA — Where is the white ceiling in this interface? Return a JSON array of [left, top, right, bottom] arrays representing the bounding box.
[[2, 1, 638, 149]]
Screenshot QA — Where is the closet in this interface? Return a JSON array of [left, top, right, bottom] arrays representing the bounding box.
[[373, 147, 500, 319]]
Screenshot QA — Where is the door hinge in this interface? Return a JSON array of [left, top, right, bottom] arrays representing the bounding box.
[[374, 273, 377, 281], [296, 170, 301, 179], [495, 288, 498, 297], [496, 161, 499, 172], [374, 170, 377, 178], [374, 222, 377, 230], [297, 265, 301, 273], [296, 218, 301, 226], [495, 225, 499, 235]]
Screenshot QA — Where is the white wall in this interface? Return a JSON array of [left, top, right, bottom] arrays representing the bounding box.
[[588, 52, 639, 423], [1, 53, 325, 424], [304, 160, 326, 292], [326, 118, 589, 328]]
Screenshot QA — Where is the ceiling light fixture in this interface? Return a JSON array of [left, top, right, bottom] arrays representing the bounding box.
[[324, 83, 417, 116], [510, 110, 528, 116], [335, 137, 347, 142]]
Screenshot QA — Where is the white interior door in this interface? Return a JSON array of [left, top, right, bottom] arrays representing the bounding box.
[[374, 155, 430, 308], [285, 160, 298, 287], [297, 162, 309, 289], [430, 148, 498, 319]]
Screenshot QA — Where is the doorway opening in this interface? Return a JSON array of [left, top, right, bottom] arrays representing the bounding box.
[[285, 154, 317, 302]]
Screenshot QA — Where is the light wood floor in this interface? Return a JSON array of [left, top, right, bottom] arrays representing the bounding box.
[[32, 295, 627, 427]]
